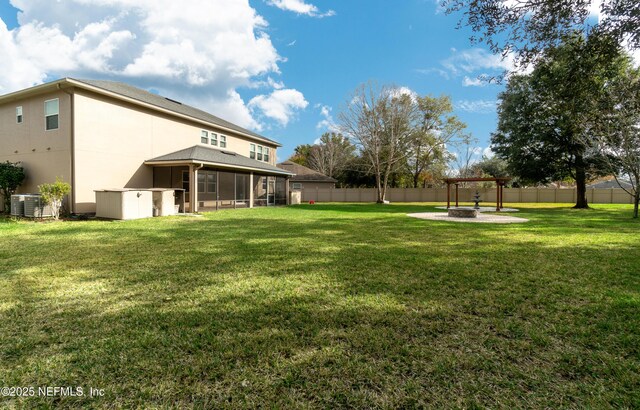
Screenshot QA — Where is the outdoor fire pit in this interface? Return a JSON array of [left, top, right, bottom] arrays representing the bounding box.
[[447, 207, 478, 218]]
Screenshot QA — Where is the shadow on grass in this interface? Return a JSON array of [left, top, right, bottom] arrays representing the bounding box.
[[0, 205, 638, 408]]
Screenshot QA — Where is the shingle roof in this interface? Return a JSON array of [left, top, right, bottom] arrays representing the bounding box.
[[277, 161, 337, 182], [146, 145, 292, 176], [587, 179, 633, 189], [72, 78, 280, 147]]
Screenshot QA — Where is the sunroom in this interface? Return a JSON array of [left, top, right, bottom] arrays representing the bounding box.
[[145, 146, 293, 212]]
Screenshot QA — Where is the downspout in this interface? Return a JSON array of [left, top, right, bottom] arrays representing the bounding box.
[[59, 84, 75, 214]]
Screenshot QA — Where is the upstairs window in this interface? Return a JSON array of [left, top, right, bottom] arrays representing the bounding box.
[[16, 106, 23, 124], [250, 144, 256, 159], [264, 147, 270, 163], [220, 135, 227, 148], [257, 145, 263, 161], [45, 99, 59, 130], [210, 132, 218, 146], [201, 130, 208, 144]]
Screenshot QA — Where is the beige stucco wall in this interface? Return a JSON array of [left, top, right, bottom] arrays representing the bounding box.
[[73, 89, 278, 212], [0, 90, 72, 209]]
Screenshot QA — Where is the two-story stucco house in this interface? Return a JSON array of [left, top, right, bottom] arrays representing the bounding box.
[[0, 78, 292, 213]]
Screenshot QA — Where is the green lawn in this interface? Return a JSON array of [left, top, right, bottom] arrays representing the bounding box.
[[0, 203, 638, 408]]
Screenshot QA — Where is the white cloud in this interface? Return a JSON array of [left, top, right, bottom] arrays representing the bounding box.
[[389, 86, 417, 100], [417, 47, 521, 82], [266, 0, 335, 17], [415, 67, 450, 79], [315, 104, 337, 131], [441, 48, 515, 76], [482, 146, 494, 158], [249, 88, 308, 126], [0, 0, 307, 131], [462, 76, 485, 87], [455, 99, 497, 114]]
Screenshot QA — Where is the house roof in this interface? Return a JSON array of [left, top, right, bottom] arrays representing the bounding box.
[[146, 145, 293, 176], [0, 77, 281, 147], [277, 161, 337, 182], [587, 179, 633, 189]]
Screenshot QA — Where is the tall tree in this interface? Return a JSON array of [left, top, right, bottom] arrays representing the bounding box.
[[405, 95, 468, 188], [307, 132, 356, 179], [338, 83, 415, 203], [443, 0, 639, 70], [492, 34, 625, 208], [288, 144, 312, 167], [583, 64, 640, 217]]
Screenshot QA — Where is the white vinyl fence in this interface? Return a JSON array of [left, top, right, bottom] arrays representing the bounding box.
[[300, 187, 634, 204]]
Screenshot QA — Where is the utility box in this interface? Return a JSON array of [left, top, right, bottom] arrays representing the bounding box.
[[24, 194, 53, 218], [11, 194, 26, 216], [95, 189, 153, 220], [149, 189, 177, 216], [290, 191, 301, 205]]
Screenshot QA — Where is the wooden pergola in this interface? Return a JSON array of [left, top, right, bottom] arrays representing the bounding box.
[[444, 177, 511, 212]]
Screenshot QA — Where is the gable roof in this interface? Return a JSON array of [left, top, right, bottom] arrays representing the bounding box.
[[0, 77, 280, 147], [146, 145, 292, 176], [277, 161, 337, 182]]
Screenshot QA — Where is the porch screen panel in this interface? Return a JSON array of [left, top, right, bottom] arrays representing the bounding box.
[[253, 176, 267, 207], [275, 177, 287, 205], [235, 173, 250, 205], [218, 171, 235, 207]]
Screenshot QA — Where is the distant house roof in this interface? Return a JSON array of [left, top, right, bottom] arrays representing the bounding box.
[[587, 179, 633, 189], [0, 77, 280, 147], [146, 145, 292, 176], [277, 161, 337, 182]]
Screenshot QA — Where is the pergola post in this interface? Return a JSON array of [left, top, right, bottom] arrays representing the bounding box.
[[455, 183, 459, 208], [446, 182, 451, 209], [496, 183, 500, 212]]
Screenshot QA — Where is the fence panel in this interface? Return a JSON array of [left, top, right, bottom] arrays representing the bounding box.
[[299, 187, 634, 204]]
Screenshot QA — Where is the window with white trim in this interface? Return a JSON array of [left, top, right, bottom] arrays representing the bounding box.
[[220, 135, 227, 148], [264, 147, 270, 163], [210, 132, 218, 146], [257, 145, 263, 161], [201, 130, 208, 144], [250, 144, 256, 159], [16, 106, 23, 124], [45, 99, 59, 130]]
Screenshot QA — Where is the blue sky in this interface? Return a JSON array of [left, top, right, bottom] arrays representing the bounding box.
[[0, 0, 510, 161]]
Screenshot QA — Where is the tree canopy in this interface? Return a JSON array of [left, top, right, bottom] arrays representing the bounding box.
[[443, 0, 639, 70], [0, 161, 26, 213], [491, 34, 631, 207]]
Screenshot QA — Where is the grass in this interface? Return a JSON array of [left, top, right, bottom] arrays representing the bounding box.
[[0, 203, 638, 408]]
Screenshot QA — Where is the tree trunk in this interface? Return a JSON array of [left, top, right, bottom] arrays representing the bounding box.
[[634, 192, 639, 219], [375, 173, 384, 203], [413, 173, 419, 188], [573, 154, 589, 209]]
